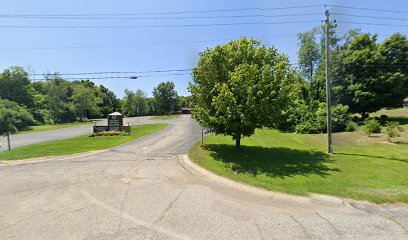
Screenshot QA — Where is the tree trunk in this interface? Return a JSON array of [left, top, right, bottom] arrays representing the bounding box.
[[361, 112, 369, 120], [235, 138, 241, 150]]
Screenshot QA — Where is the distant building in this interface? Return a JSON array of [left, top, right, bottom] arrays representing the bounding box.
[[181, 108, 192, 114], [404, 97, 408, 107]]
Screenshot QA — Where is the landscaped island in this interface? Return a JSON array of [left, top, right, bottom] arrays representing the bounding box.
[[0, 124, 167, 160], [189, 109, 408, 203]]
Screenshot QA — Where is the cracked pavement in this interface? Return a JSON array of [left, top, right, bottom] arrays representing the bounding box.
[[0, 115, 407, 239]]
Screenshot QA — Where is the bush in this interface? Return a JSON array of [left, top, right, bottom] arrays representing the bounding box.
[[0, 99, 35, 134], [385, 121, 404, 141], [345, 121, 358, 132], [293, 102, 350, 134], [364, 119, 381, 135], [89, 131, 130, 137]]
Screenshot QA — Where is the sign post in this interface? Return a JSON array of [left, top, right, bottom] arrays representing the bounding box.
[[7, 132, 11, 151]]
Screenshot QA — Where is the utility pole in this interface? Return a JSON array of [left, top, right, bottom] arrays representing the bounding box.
[[325, 9, 333, 154]]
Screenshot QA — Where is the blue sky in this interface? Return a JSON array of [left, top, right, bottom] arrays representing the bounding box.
[[1, 0, 407, 98]]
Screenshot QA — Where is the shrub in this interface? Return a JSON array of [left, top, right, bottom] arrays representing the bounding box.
[[294, 102, 350, 134], [345, 121, 358, 132], [385, 121, 404, 141], [364, 119, 381, 135], [89, 131, 130, 137], [0, 99, 35, 134]]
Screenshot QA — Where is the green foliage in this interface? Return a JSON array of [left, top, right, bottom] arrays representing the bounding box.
[[89, 131, 130, 137], [291, 102, 350, 134], [189, 37, 298, 148], [385, 121, 404, 141], [0, 99, 35, 134], [72, 83, 102, 121], [98, 85, 120, 117], [0, 66, 35, 108], [178, 95, 192, 108], [152, 81, 179, 115], [334, 32, 408, 117], [364, 119, 382, 135], [122, 89, 148, 116], [345, 121, 358, 132]]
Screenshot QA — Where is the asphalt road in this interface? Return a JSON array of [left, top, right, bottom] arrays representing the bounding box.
[[0, 115, 407, 239], [0, 117, 164, 152]]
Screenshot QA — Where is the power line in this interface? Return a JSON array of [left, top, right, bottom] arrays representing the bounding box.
[[0, 4, 323, 17], [33, 69, 193, 76], [337, 21, 408, 28], [0, 12, 322, 20], [332, 13, 408, 21], [33, 72, 192, 81], [0, 35, 298, 51], [326, 4, 408, 14], [0, 20, 321, 29]]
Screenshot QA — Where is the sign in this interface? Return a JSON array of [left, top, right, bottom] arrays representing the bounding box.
[[108, 112, 123, 131], [93, 112, 128, 133]]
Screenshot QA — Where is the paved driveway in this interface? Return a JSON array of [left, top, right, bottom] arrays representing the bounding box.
[[0, 125, 93, 152], [0, 115, 407, 239], [0, 116, 167, 152]]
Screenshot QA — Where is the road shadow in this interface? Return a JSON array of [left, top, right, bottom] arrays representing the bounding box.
[[204, 144, 339, 178]]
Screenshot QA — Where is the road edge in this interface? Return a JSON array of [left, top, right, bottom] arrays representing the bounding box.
[[178, 154, 407, 208]]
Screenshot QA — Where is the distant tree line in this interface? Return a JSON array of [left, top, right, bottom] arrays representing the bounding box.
[[0, 67, 189, 134]]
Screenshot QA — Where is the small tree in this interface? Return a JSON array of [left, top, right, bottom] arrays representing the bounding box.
[[189, 37, 297, 149], [385, 121, 404, 142], [364, 119, 381, 136]]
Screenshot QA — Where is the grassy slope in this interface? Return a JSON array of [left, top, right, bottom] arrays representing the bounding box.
[[0, 124, 167, 160], [17, 122, 90, 134], [189, 109, 408, 203], [149, 115, 179, 120]]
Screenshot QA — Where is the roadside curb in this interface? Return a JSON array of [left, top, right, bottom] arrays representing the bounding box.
[[178, 154, 398, 208], [0, 149, 109, 166], [179, 154, 313, 203]]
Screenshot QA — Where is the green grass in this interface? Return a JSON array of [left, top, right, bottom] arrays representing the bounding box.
[[189, 108, 408, 203], [149, 115, 179, 120], [16, 122, 90, 134], [0, 124, 167, 160]]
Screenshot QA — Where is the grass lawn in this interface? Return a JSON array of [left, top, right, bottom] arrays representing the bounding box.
[[189, 108, 408, 203], [16, 122, 91, 134], [149, 115, 179, 120], [0, 124, 167, 161]]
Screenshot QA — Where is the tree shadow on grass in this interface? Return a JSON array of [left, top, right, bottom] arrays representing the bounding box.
[[204, 144, 339, 179], [336, 152, 408, 163], [390, 117, 408, 126]]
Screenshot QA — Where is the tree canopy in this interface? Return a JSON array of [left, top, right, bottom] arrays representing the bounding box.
[[152, 81, 179, 115], [189, 37, 298, 149]]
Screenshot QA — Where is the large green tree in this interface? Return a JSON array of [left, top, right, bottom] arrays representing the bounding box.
[[98, 85, 120, 116], [0, 66, 35, 108], [152, 81, 179, 115], [334, 32, 408, 118], [122, 89, 148, 116], [72, 83, 102, 121], [189, 37, 297, 149], [44, 74, 76, 123]]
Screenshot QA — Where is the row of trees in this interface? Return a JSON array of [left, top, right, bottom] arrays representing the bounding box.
[[190, 26, 407, 148], [0, 66, 189, 134]]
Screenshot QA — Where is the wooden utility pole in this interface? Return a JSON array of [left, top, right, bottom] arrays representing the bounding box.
[[325, 9, 333, 154]]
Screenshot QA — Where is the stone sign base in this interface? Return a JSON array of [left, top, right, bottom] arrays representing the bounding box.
[[93, 126, 131, 133]]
